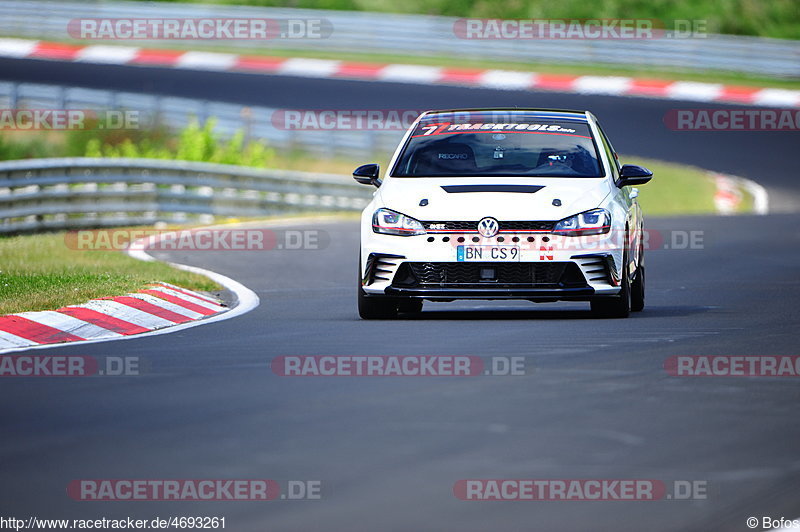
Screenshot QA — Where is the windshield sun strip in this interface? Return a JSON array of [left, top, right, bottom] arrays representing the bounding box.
[[389, 121, 606, 178]]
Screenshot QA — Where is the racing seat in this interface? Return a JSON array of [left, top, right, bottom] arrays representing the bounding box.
[[536, 149, 595, 176], [412, 142, 477, 175]]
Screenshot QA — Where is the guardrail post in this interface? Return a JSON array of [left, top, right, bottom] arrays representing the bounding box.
[[153, 95, 163, 128], [9, 82, 18, 110], [241, 107, 253, 145], [57, 85, 67, 110]]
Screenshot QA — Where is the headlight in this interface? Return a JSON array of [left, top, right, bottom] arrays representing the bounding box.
[[372, 208, 426, 236], [552, 208, 611, 236]]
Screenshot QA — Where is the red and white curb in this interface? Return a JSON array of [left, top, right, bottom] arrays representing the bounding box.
[[0, 235, 260, 354], [1, 38, 799, 108], [0, 283, 225, 351], [712, 173, 769, 215]]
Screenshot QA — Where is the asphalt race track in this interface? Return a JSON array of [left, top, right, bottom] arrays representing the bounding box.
[[1, 57, 799, 531]]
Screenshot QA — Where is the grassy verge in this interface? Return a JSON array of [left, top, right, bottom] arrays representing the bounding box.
[[139, 0, 800, 40], [0, 232, 219, 315], [625, 156, 718, 216]]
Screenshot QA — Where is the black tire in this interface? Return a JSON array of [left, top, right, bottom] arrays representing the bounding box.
[[591, 251, 631, 319], [357, 259, 398, 319], [358, 287, 398, 319], [630, 265, 645, 312], [630, 238, 645, 312]]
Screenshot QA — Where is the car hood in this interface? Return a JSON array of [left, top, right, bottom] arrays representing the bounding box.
[[376, 176, 613, 221]]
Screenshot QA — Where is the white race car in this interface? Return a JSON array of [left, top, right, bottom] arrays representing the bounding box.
[[355, 109, 652, 319]]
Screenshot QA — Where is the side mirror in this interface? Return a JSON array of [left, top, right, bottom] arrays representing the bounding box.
[[617, 164, 653, 187], [353, 163, 380, 186]]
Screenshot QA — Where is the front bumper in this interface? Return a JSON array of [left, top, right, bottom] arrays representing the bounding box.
[[361, 230, 624, 301]]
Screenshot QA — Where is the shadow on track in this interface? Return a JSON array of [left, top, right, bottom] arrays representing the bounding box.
[[394, 305, 712, 320]]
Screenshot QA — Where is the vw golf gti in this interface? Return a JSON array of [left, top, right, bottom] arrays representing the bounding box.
[[355, 109, 653, 319]]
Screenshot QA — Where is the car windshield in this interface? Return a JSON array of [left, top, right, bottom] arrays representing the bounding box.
[[392, 113, 604, 178]]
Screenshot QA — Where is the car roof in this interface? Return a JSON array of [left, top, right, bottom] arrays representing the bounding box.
[[421, 108, 590, 121]]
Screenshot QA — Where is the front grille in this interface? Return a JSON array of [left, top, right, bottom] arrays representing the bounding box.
[[422, 220, 554, 233], [498, 221, 554, 232], [394, 262, 586, 288]]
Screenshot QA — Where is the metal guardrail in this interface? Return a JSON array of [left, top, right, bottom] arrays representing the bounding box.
[[0, 157, 371, 233], [0, 0, 798, 77], [0, 80, 389, 235], [0, 81, 405, 159]]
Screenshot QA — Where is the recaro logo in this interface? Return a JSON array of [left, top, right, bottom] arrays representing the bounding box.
[[438, 153, 469, 159]]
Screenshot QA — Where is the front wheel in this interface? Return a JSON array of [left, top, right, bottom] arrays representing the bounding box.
[[358, 259, 398, 319], [590, 252, 631, 318], [358, 287, 398, 319], [630, 264, 645, 312]]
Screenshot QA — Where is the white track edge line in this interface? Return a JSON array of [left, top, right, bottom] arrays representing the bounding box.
[[736, 176, 770, 215]]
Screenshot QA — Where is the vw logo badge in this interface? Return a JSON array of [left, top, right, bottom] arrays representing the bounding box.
[[477, 217, 499, 238]]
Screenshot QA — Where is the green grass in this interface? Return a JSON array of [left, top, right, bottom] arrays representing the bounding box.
[[737, 184, 755, 213], [623, 156, 718, 216], [0, 232, 219, 315], [143, 0, 800, 40]]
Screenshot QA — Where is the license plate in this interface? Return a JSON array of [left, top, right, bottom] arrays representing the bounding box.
[[457, 245, 520, 262]]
